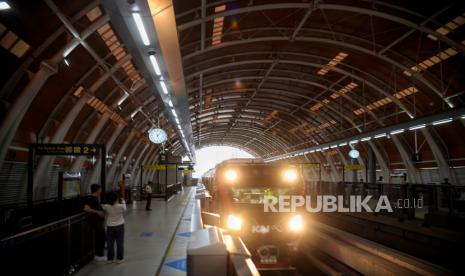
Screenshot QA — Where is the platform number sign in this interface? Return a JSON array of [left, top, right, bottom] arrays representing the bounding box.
[[34, 144, 99, 156]]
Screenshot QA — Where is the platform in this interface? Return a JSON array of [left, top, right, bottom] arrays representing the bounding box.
[[75, 187, 195, 276]]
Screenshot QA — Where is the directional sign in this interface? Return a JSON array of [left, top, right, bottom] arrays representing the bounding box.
[[344, 164, 365, 170], [34, 144, 100, 155], [302, 163, 320, 169], [143, 165, 167, 170]]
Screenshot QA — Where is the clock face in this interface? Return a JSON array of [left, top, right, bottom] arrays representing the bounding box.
[[148, 128, 167, 144], [348, 149, 360, 159]]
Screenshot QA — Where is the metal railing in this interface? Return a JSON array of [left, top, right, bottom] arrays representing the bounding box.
[[0, 212, 94, 276], [306, 181, 465, 221]]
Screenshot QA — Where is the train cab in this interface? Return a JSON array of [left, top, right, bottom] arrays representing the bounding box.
[[206, 159, 305, 271]]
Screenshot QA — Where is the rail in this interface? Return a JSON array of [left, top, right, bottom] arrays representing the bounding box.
[[0, 212, 94, 276], [307, 181, 465, 223], [305, 221, 452, 275]]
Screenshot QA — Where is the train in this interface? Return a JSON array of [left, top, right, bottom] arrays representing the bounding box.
[[201, 158, 305, 271]]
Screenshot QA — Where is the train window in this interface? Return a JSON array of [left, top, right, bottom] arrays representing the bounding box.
[[230, 187, 292, 204]]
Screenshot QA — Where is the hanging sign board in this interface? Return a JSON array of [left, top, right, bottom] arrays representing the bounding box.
[[302, 163, 320, 169], [35, 144, 99, 155], [344, 164, 365, 170]]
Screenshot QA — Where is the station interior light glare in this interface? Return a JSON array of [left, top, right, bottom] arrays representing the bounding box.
[[283, 169, 297, 181], [227, 214, 242, 231], [225, 170, 237, 181], [132, 12, 150, 46], [171, 108, 177, 118], [432, 118, 452, 125], [409, 124, 426, 130], [149, 55, 161, 76], [117, 93, 129, 106], [390, 129, 404, 135], [0, 2, 10, 10], [160, 81, 169, 94], [289, 214, 303, 232], [374, 133, 386, 139]]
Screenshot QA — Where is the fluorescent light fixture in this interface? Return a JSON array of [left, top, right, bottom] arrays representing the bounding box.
[[432, 118, 452, 125], [64, 58, 70, 66], [168, 100, 173, 108], [171, 108, 178, 118], [409, 124, 426, 130], [149, 54, 161, 76], [390, 129, 404, 135], [316, 148, 322, 152], [349, 140, 358, 144], [177, 124, 182, 130], [160, 81, 169, 94], [175, 117, 180, 124], [461, 115, 465, 119], [117, 93, 129, 106], [361, 137, 371, 141], [310, 150, 315, 153], [322, 147, 329, 150], [130, 108, 140, 118], [374, 133, 386, 139], [132, 12, 150, 46], [339, 142, 347, 147], [0, 2, 10, 10], [330, 145, 338, 149]]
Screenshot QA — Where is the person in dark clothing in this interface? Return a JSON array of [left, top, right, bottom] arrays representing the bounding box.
[[83, 184, 106, 261], [144, 182, 153, 211]]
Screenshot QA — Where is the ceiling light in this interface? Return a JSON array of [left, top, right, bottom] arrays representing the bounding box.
[[349, 140, 358, 144], [338, 142, 347, 147], [374, 133, 386, 139], [0, 2, 10, 10], [168, 100, 173, 108], [132, 12, 150, 46], [409, 124, 426, 130], [171, 108, 178, 118], [390, 129, 404, 135], [175, 117, 180, 124], [149, 54, 161, 76], [64, 58, 70, 66], [117, 93, 129, 106], [330, 145, 338, 149], [432, 118, 452, 125], [361, 137, 371, 141], [160, 81, 169, 94], [130, 108, 140, 118]]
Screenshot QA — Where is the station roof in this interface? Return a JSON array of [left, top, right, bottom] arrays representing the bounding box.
[[1, 0, 465, 173]]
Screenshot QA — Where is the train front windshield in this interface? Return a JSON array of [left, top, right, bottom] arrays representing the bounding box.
[[231, 187, 293, 204], [220, 164, 303, 206]]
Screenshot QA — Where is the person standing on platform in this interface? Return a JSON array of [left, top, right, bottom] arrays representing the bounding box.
[[103, 192, 126, 264], [118, 175, 126, 203], [144, 182, 153, 211], [83, 184, 106, 261]]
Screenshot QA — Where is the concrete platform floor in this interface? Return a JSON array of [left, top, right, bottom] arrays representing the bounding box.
[[75, 187, 194, 276]]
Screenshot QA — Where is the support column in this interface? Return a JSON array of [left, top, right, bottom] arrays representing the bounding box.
[[368, 147, 376, 183], [106, 131, 136, 189], [88, 124, 126, 185]]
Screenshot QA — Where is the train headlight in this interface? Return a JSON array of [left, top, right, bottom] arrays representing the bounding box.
[[225, 170, 237, 182], [283, 169, 297, 182], [227, 214, 242, 231], [289, 214, 303, 232]]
